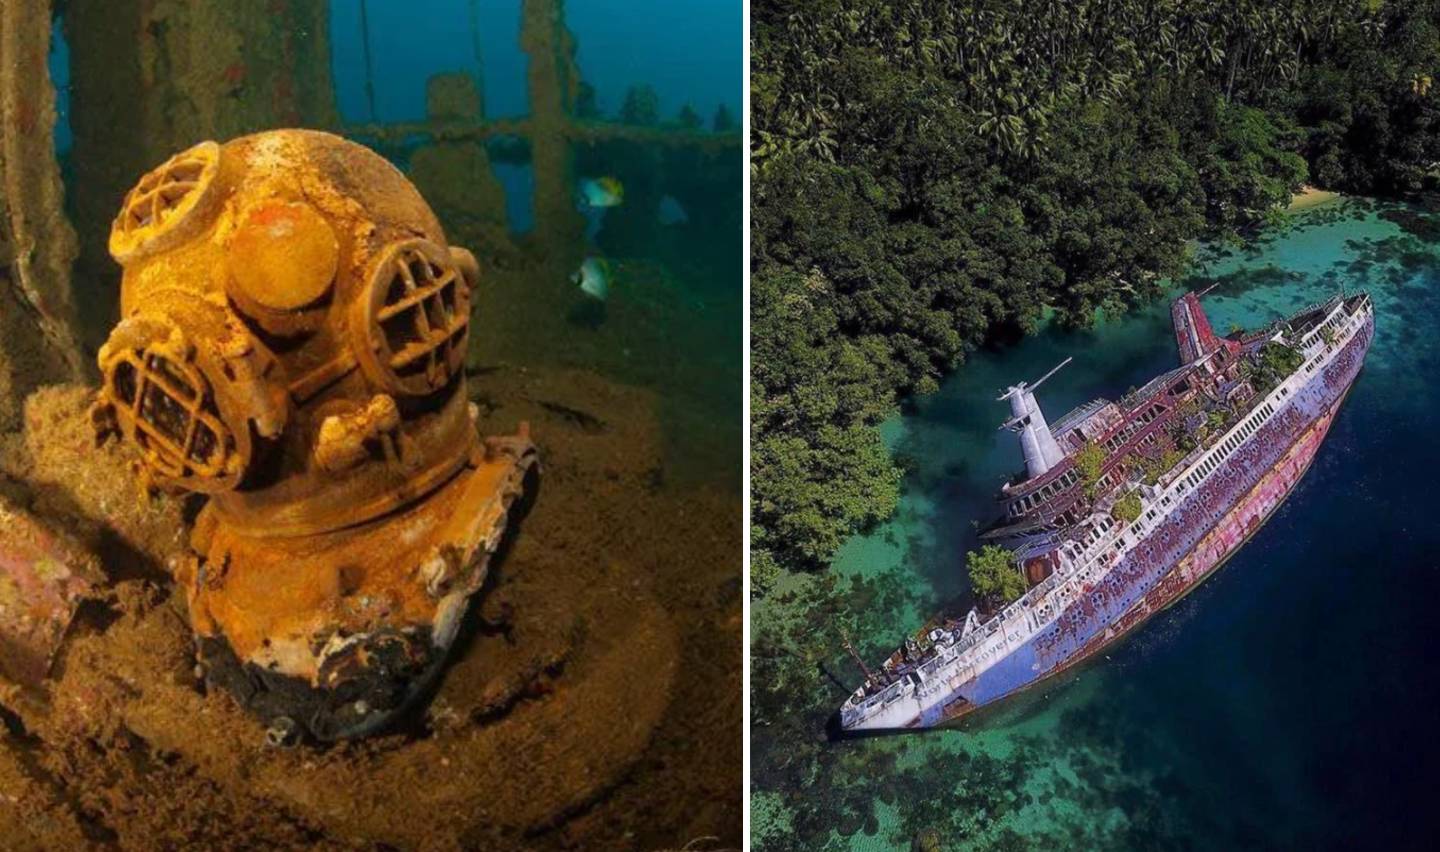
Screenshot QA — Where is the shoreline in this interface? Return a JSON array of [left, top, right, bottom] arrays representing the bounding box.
[[1288, 185, 1342, 212]]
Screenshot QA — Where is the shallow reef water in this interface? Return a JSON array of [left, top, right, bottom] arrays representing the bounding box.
[[751, 198, 1440, 851]]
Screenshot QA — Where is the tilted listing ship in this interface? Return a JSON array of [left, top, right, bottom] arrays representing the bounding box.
[[838, 290, 1374, 732]]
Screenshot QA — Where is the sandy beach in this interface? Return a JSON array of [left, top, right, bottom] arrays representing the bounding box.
[[1289, 185, 1342, 212]]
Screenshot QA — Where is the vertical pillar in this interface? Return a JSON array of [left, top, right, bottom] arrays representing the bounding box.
[[520, 0, 585, 285], [0, 0, 85, 429]]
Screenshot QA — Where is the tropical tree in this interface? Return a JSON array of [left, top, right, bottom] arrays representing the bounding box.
[[967, 545, 1026, 610]]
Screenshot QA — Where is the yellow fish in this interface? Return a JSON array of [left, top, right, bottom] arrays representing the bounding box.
[[571, 256, 611, 300], [578, 176, 624, 209]]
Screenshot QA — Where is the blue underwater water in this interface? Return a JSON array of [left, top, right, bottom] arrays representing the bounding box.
[[759, 199, 1440, 850], [565, 0, 742, 119], [48, 17, 71, 154], [327, 0, 740, 235], [330, 0, 739, 125]]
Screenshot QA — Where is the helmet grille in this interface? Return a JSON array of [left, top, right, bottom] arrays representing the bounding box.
[[109, 141, 221, 262], [359, 240, 470, 395], [107, 345, 237, 484]]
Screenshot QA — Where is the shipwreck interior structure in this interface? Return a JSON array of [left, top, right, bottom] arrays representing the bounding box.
[[0, 1, 741, 848]]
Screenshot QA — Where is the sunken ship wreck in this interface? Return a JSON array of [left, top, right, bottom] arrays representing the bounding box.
[[838, 290, 1374, 732]]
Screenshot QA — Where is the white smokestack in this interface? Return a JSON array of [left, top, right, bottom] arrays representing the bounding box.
[[999, 359, 1071, 480]]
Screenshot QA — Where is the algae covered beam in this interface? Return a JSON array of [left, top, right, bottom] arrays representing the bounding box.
[[522, 0, 585, 278], [343, 118, 741, 153], [0, 0, 86, 411]]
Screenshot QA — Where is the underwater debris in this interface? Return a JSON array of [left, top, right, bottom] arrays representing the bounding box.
[[578, 175, 625, 209], [0, 496, 102, 689], [573, 256, 612, 301], [90, 129, 539, 741]]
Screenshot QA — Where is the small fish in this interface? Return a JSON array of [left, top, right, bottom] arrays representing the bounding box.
[[578, 176, 624, 209], [657, 194, 689, 226], [571, 256, 611, 301]]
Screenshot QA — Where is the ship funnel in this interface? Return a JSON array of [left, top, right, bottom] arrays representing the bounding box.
[[998, 358, 1070, 480]]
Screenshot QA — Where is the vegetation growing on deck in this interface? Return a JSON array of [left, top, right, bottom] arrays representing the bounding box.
[[1075, 441, 1105, 498], [1112, 491, 1143, 525], [966, 545, 1026, 610], [1246, 341, 1307, 395]]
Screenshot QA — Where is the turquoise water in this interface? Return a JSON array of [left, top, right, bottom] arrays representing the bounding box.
[[753, 198, 1440, 850]]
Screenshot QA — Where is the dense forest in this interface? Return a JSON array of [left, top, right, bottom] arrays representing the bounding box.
[[751, 0, 1440, 589]]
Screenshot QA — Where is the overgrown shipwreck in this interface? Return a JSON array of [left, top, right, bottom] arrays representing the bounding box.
[[839, 290, 1374, 732]]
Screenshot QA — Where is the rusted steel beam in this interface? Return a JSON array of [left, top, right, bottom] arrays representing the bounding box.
[[342, 118, 535, 143], [565, 120, 742, 150], [344, 117, 741, 152], [522, 0, 585, 271], [0, 0, 87, 405]]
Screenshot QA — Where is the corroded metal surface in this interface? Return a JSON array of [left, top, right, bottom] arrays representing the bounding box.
[[0, 0, 86, 429], [92, 129, 539, 738], [0, 499, 100, 688]]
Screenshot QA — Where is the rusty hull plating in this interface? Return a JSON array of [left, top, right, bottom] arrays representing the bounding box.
[[92, 129, 538, 741]]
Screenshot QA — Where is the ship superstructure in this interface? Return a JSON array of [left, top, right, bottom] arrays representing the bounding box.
[[838, 291, 1374, 732]]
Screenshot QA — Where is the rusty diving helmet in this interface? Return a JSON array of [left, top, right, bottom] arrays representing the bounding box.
[[93, 130, 537, 741]]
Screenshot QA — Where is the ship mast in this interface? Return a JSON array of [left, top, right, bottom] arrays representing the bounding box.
[[998, 357, 1071, 479], [840, 627, 875, 683]]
